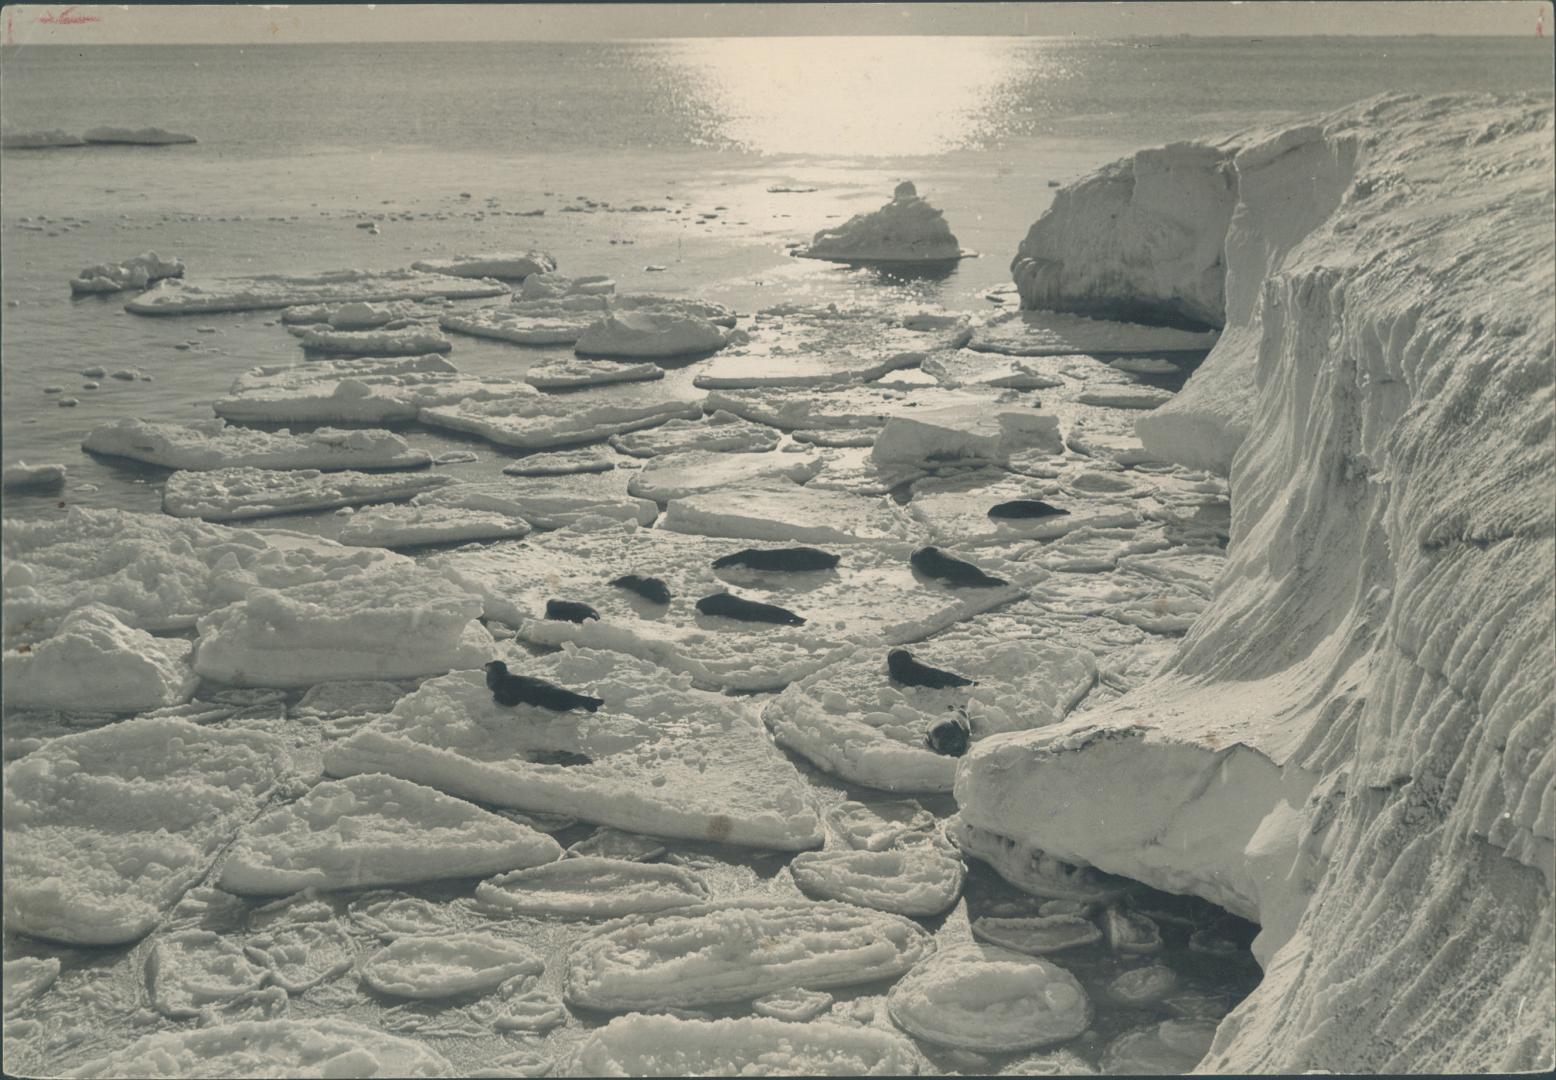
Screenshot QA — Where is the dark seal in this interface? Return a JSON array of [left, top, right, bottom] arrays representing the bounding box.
[[910, 546, 1009, 589], [695, 591, 806, 626], [987, 499, 1070, 521], [711, 546, 841, 572], [924, 714, 971, 757], [887, 648, 976, 689], [484, 660, 605, 713], [545, 599, 601, 623], [609, 574, 672, 605]]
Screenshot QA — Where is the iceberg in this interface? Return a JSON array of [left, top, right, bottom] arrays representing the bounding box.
[[2, 604, 197, 711], [411, 251, 557, 279], [323, 646, 823, 849], [82, 126, 197, 145], [125, 268, 507, 315], [3, 717, 290, 945], [191, 566, 490, 686], [219, 773, 562, 894], [70, 251, 184, 294], [419, 391, 703, 451], [798, 181, 968, 263], [162, 466, 451, 521], [83, 418, 431, 471], [962, 95, 1556, 1072], [566, 1015, 921, 1077]]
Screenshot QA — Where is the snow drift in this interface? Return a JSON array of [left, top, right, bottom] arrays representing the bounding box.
[[963, 93, 1554, 1072]]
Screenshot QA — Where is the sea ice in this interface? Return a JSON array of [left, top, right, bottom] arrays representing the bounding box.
[[625, 450, 823, 502], [147, 929, 269, 1018], [566, 1014, 921, 1076], [216, 366, 525, 424], [338, 504, 532, 548], [574, 309, 730, 359], [501, 447, 619, 476], [70, 252, 184, 294], [324, 646, 823, 848], [661, 485, 919, 544], [162, 467, 451, 521], [799, 180, 966, 263], [83, 418, 431, 471], [907, 470, 1140, 547], [563, 898, 933, 1010], [83, 126, 197, 144], [948, 820, 1134, 904], [923, 350, 1065, 391], [609, 412, 781, 457], [826, 799, 938, 851], [968, 311, 1218, 356], [1102, 1019, 1216, 1073], [348, 891, 464, 941], [3, 717, 289, 945], [413, 478, 656, 529], [1107, 963, 1179, 1004], [419, 391, 703, 451], [1, 462, 67, 491], [871, 403, 1062, 484], [70, 1018, 451, 1078], [789, 845, 966, 916], [2, 958, 60, 1013], [357, 933, 543, 999], [192, 566, 490, 686], [1076, 386, 1175, 410], [2, 604, 197, 711], [524, 358, 664, 390], [970, 914, 1103, 955], [566, 827, 667, 862], [475, 857, 711, 917], [690, 310, 941, 390], [219, 773, 562, 894], [126, 268, 508, 315], [520, 271, 615, 299], [704, 384, 998, 435], [297, 326, 453, 356], [411, 252, 557, 279], [242, 921, 355, 993], [1, 129, 85, 148], [886, 942, 1092, 1052]]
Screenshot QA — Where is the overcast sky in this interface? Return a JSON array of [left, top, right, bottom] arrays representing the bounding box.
[[4, 2, 1551, 46]]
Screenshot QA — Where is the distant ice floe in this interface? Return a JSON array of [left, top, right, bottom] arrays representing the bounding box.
[[798, 181, 971, 263], [70, 251, 184, 294], [4, 717, 290, 944], [83, 418, 431, 471], [191, 566, 491, 687], [563, 898, 931, 1010], [323, 646, 823, 848], [124, 268, 508, 315], [1076, 386, 1175, 410], [1, 129, 85, 149], [1, 461, 67, 491], [568, 1014, 921, 1076], [82, 126, 197, 145], [968, 310, 1219, 356], [419, 391, 703, 451], [219, 773, 562, 894], [2, 603, 197, 711], [69, 1019, 449, 1078], [524, 358, 664, 391], [162, 466, 451, 521], [574, 309, 731, 359], [337, 503, 532, 548], [297, 325, 453, 356], [411, 251, 556, 280]]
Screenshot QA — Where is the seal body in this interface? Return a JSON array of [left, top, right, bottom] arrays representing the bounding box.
[[712, 547, 841, 572], [609, 574, 672, 605], [925, 715, 971, 757], [987, 499, 1069, 521], [695, 592, 806, 626], [546, 599, 601, 623], [484, 661, 604, 712], [910, 546, 1009, 589], [888, 648, 975, 689]]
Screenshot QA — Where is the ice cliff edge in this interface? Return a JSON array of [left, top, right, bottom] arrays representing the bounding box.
[[963, 94, 1554, 1072]]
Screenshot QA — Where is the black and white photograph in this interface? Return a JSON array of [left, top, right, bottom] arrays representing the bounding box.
[[0, 2, 1552, 1075]]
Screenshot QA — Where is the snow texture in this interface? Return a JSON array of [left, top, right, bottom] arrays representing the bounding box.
[[2, 603, 197, 711], [126, 268, 507, 315], [162, 467, 451, 521], [565, 1014, 921, 1076], [799, 180, 965, 263], [3, 957, 60, 1013], [4, 718, 289, 944], [219, 773, 562, 894], [147, 929, 269, 1018], [83, 418, 431, 471]]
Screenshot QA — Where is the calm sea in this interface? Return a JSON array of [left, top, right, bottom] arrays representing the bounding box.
[[2, 36, 1551, 517]]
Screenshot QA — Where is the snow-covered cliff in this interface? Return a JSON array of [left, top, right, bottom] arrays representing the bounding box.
[[963, 94, 1554, 1072]]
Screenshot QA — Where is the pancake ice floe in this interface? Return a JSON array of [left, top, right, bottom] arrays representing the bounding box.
[[125, 267, 508, 315], [358, 932, 543, 999], [566, 1014, 921, 1076], [475, 856, 710, 917], [83, 418, 431, 471]]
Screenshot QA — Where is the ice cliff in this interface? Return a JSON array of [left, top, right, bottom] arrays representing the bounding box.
[[964, 94, 1554, 1072]]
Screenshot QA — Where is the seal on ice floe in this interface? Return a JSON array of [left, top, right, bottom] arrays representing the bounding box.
[[484, 660, 604, 712], [609, 574, 673, 605], [545, 599, 601, 623], [711, 547, 841, 573], [925, 711, 971, 757], [909, 546, 1009, 589], [887, 648, 976, 690], [987, 499, 1069, 521], [695, 592, 806, 626]]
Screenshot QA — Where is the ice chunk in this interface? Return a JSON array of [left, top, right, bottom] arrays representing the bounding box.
[[126, 269, 507, 315], [70, 251, 184, 294], [229, 354, 456, 394], [871, 404, 1062, 485], [2, 957, 60, 1013], [414, 479, 655, 530], [626, 450, 822, 503], [148, 929, 269, 1018], [691, 312, 935, 390], [610, 412, 780, 457], [567, 827, 667, 862], [789, 845, 965, 916], [348, 891, 463, 941], [475, 856, 710, 916], [84, 418, 431, 471], [886, 941, 1091, 1052], [2, 604, 197, 711], [441, 307, 594, 346], [969, 311, 1218, 357], [502, 447, 619, 476], [923, 350, 1064, 391], [520, 271, 614, 299], [2, 129, 84, 148], [328, 301, 396, 329], [826, 799, 938, 851], [220, 774, 562, 894], [359, 932, 543, 998], [799, 181, 966, 263], [4, 718, 289, 944], [575, 309, 730, 359], [419, 391, 703, 451], [338, 504, 531, 548], [1, 461, 68, 491], [69, 1018, 450, 1078], [567, 1014, 920, 1076], [217, 367, 528, 424], [662, 485, 918, 545], [705, 385, 993, 434], [83, 126, 197, 144], [525, 358, 664, 391], [163, 467, 450, 521], [1076, 386, 1175, 410], [324, 647, 823, 849], [564, 898, 933, 1010], [192, 567, 489, 686], [750, 988, 834, 1022], [971, 915, 1102, 955], [1107, 963, 1179, 1004], [297, 326, 453, 356], [411, 252, 556, 280]]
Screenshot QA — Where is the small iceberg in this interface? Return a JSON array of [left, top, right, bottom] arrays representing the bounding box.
[[797, 181, 972, 264], [82, 126, 197, 145], [411, 251, 556, 280], [1, 461, 67, 491], [1, 604, 198, 712], [575, 309, 731, 359], [2, 129, 85, 149], [70, 251, 184, 294]]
